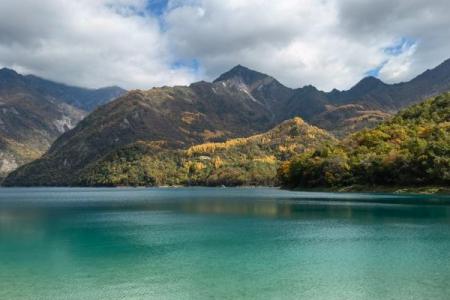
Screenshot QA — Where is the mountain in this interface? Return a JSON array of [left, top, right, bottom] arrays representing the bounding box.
[[76, 117, 335, 186], [24, 74, 126, 111], [0, 68, 126, 111], [279, 92, 450, 188], [214, 65, 294, 119], [3, 82, 277, 186], [214, 59, 450, 132], [5, 58, 450, 186], [329, 59, 450, 110], [214, 65, 274, 85], [0, 68, 126, 178]]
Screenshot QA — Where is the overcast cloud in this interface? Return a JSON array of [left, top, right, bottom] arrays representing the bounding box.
[[0, 0, 449, 90]]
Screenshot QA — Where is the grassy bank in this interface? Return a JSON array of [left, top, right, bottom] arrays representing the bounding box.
[[292, 185, 450, 195]]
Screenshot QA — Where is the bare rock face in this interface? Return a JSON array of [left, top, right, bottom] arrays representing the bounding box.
[[0, 155, 18, 175], [0, 68, 125, 178]]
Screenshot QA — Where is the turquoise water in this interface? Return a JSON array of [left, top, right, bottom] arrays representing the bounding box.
[[1, 188, 450, 299]]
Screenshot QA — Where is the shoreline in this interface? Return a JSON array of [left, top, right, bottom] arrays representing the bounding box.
[[290, 185, 450, 195], [1, 183, 449, 195]]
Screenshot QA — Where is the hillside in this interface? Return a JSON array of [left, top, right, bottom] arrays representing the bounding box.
[[3, 81, 279, 186], [279, 93, 450, 188], [0, 68, 125, 178], [76, 117, 335, 186], [5, 59, 450, 186]]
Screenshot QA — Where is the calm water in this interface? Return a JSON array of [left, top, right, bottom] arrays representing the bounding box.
[[1, 188, 450, 299]]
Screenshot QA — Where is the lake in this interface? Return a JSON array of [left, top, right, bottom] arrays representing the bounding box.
[[1, 187, 450, 299]]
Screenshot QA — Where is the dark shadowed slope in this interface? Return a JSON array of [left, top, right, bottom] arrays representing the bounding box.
[[24, 74, 126, 111]]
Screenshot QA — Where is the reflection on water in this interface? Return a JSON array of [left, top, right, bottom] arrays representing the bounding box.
[[1, 188, 450, 258], [1, 188, 450, 299], [2, 190, 450, 227]]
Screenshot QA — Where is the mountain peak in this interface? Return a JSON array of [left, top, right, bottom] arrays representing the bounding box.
[[213, 65, 273, 85], [0, 67, 20, 78], [0, 68, 25, 88], [359, 76, 384, 85], [351, 76, 385, 92], [301, 84, 319, 91]]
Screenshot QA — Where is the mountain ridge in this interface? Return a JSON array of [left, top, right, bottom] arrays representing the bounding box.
[[5, 58, 450, 186], [0, 68, 126, 178]]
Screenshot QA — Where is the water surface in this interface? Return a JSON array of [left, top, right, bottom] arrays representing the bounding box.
[[1, 188, 450, 299]]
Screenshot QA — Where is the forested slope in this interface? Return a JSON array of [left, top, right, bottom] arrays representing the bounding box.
[[279, 93, 450, 188]]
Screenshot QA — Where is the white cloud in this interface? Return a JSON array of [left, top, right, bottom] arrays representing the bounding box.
[[0, 0, 197, 89], [1, 0, 450, 90], [379, 41, 417, 82], [165, 0, 450, 90]]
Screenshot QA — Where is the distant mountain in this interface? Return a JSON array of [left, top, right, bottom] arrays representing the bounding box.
[[5, 58, 450, 186], [24, 74, 126, 111], [331, 60, 450, 110], [0, 68, 126, 178], [215, 59, 450, 134], [214, 65, 273, 85], [214, 65, 294, 120]]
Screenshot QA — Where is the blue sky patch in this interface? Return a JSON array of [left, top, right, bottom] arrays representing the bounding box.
[[171, 58, 201, 73], [365, 37, 416, 77], [365, 61, 388, 77], [146, 0, 169, 16], [384, 37, 416, 56]]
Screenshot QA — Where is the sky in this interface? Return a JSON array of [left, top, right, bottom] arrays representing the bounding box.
[[0, 0, 449, 91]]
